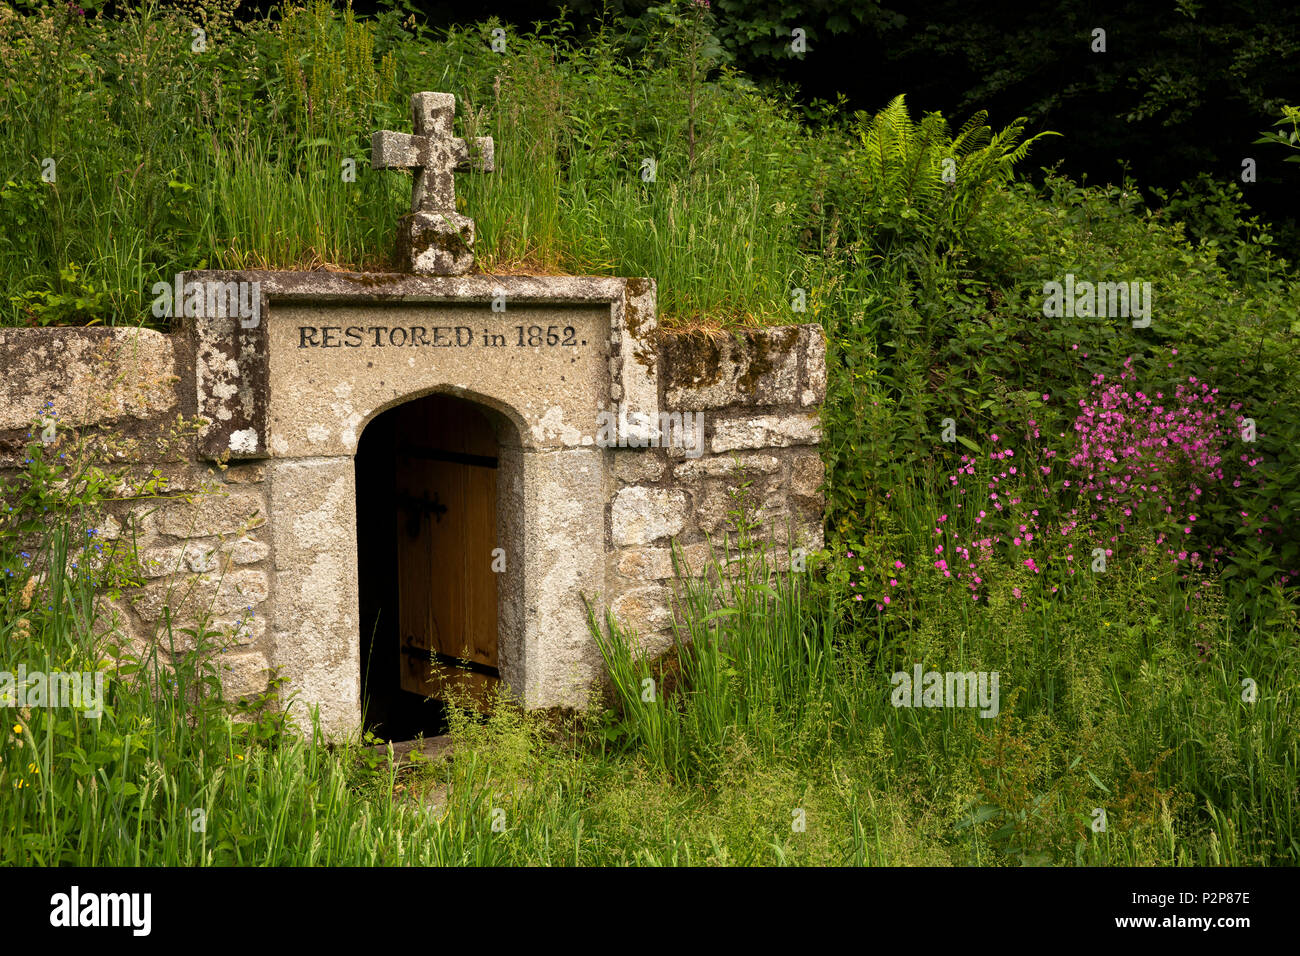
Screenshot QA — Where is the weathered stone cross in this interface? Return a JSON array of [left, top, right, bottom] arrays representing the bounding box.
[[372, 92, 495, 275]]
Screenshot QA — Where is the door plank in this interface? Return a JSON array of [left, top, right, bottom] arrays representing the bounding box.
[[394, 397, 500, 706]]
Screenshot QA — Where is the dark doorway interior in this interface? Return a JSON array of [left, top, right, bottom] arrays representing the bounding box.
[[356, 393, 502, 741]]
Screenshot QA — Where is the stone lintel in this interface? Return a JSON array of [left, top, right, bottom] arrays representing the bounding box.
[[184, 270, 659, 463]]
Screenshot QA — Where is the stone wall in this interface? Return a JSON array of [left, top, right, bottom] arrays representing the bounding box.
[[0, 327, 276, 702], [607, 326, 826, 656], [0, 304, 825, 731]]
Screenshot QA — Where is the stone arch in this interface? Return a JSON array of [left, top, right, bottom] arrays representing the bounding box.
[[353, 383, 532, 456]]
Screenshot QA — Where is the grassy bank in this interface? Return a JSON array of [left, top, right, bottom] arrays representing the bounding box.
[[1, 437, 1295, 865]]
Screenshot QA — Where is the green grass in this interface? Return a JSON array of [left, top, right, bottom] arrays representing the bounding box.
[[0, 1, 826, 329]]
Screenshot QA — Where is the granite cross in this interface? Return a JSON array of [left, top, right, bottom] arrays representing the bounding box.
[[372, 92, 495, 275]]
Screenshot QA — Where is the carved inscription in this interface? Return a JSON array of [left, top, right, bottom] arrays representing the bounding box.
[[296, 324, 590, 349]]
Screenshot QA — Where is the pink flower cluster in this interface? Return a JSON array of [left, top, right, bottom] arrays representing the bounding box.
[[928, 448, 1052, 604], [1066, 359, 1264, 566], [840, 360, 1296, 618]]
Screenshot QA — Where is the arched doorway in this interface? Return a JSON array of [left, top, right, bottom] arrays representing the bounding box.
[[355, 393, 508, 739]]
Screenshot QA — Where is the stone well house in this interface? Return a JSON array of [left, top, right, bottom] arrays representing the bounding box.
[[0, 93, 825, 738]]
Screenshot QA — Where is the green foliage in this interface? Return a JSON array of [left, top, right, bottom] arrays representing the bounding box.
[[847, 94, 1058, 254], [7, 263, 112, 326], [280, 0, 398, 144], [1255, 104, 1300, 162], [818, 148, 1300, 622], [588, 481, 838, 785]]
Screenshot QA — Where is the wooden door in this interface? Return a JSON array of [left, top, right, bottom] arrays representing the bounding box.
[[394, 397, 500, 709]]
